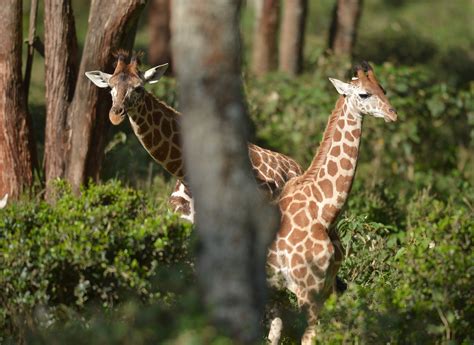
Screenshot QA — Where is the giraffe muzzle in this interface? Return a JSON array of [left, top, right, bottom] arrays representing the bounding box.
[[109, 106, 126, 125], [385, 108, 397, 122]]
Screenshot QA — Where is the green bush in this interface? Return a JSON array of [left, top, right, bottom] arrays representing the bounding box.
[[313, 186, 474, 344], [0, 180, 192, 343]]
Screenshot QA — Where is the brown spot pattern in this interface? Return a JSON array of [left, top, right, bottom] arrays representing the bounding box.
[[330, 146, 341, 157], [319, 179, 333, 198], [340, 158, 353, 170], [155, 141, 169, 161], [291, 253, 305, 267], [322, 205, 338, 222], [327, 160, 337, 176], [311, 224, 327, 240], [294, 210, 310, 228], [343, 143, 357, 158], [167, 160, 182, 173], [277, 239, 291, 251], [294, 267, 307, 279], [169, 146, 181, 160], [161, 117, 172, 137], [288, 229, 307, 246], [352, 128, 361, 138], [335, 175, 351, 192], [311, 185, 323, 202], [308, 201, 318, 218], [280, 197, 291, 211], [142, 133, 152, 148], [152, 129, 161, 146]]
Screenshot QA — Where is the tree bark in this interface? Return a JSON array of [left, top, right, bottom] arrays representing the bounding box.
[[329, 0, 363, 57], [251, 0, 279, 76], [66, 0, 146, 193], [24, 0, 39, 104], [0, 0, 35, 199], [43, 0, 79, 199], [279, 0, 307, 75], [148, 0, 172, 73], [171, 1, 277, 342]]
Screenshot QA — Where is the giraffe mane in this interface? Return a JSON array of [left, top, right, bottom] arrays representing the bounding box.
[[131, 50, 144, 64], [301, 97, 344, 181], [112, 49, 130, 61]]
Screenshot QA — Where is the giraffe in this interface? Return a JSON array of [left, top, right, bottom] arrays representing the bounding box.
[[266, 62, 397, 344], [169, 142, 304, 222], [85, 51, 303, 222]]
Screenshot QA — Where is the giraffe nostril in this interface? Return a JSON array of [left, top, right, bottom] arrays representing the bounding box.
[[112, 106, 125, 115]]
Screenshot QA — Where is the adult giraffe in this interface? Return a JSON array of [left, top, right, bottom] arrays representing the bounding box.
[[266, 62, 397, 344], [85, 51, 302, 221]]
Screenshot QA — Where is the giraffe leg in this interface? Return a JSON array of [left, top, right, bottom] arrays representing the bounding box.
[[301, 303, 321, 345], [265, 293, 284, 345], [268, 317, 283, 345]]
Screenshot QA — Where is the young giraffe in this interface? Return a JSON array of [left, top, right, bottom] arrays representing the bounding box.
[[266, 63, 397, 344], [85, 51, 303, 221]]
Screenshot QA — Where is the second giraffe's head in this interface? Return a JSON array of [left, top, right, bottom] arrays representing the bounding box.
[[85, 50, 168, 125], [329, 62, 397, 122]]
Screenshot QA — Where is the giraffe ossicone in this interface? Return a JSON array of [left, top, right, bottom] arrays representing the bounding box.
[[267, 62, 397, 344], [85, 51, 303, 222]]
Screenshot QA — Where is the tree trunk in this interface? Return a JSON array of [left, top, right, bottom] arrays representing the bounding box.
[[0, 0, 35, 199], [171, 1, 278, 342], [148, 0, 172, 73], [279, 0, 307, 75], [251, 0, 279, 76], [66, 0, 145, 193], [329, 0, 363, 57], [43, 0, 79, 199]]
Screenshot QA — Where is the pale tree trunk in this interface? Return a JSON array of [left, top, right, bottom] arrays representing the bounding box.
[[0, 0, 36, 199], [43, 0, 79, 199], [329, 0, 363, 57], [66, 0, 146, 193], [171, 1, 277, 342], [279, 0, 308, 75], [251, 0, 279, 76], [148, 0, 172, 73]]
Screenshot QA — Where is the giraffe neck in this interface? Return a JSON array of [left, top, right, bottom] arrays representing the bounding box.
[[127, 90, 185, 179], [303, 96, 363, 224]]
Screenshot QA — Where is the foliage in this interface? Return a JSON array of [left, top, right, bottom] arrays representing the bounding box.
[[0, 180, 193, 344], [313, 185, 474, 344]]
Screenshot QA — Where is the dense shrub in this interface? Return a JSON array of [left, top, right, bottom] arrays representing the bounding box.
[[313, 186, 474, 344], [0, 181, 192, 343]]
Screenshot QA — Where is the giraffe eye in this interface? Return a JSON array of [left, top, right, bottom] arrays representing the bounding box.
[[359, 93, 371, 99]]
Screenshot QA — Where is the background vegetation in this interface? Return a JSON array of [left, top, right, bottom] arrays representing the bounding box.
[[1, 0, 472, 343]]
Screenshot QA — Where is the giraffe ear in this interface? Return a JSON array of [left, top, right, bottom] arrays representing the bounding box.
[[143, 63, 168, 84], [85, 71, 112, 88], [329, 78, 352, 96]]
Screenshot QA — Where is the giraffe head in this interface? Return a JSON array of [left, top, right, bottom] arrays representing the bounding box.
[[329, 62, 397, 122], [85, 50, 168, 125]]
